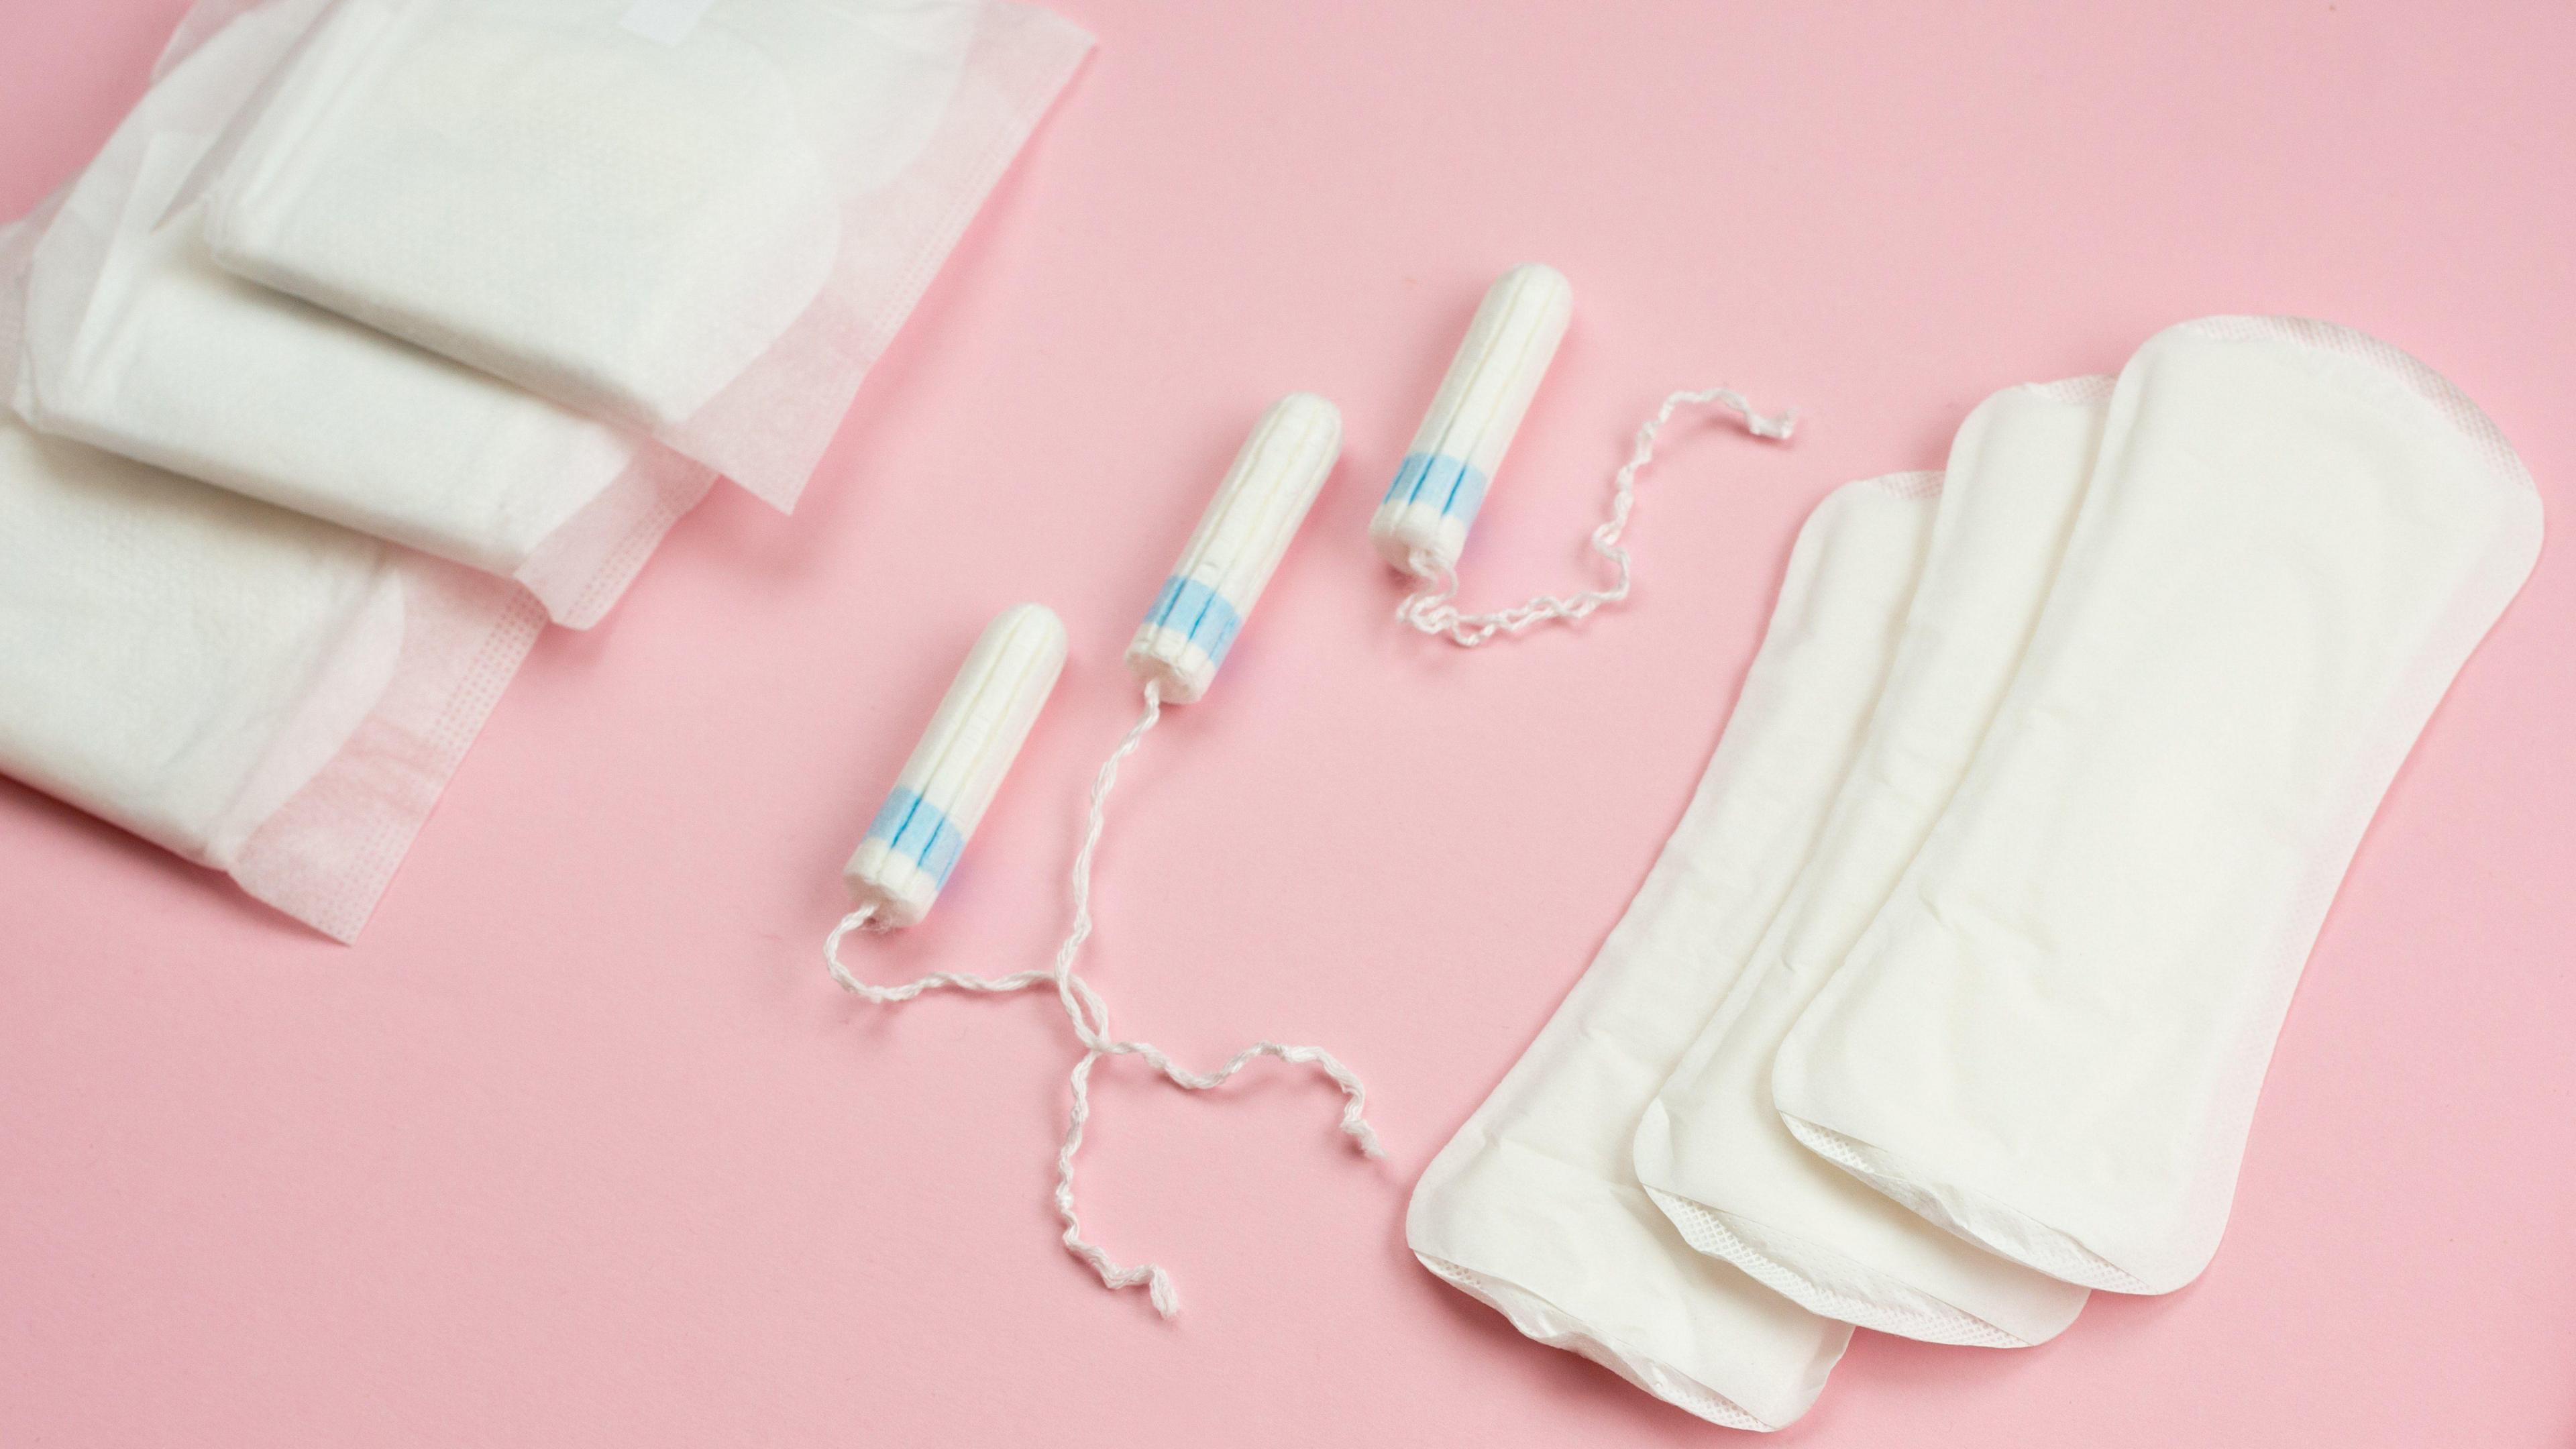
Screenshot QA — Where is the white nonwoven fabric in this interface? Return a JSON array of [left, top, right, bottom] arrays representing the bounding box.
[[199, 0, 1093, 508], [1772, 318, 2544, 1295], [0, 217, 543, 943], [1408, 470, 1945, 1431], [17, 0, 712, 629], [1633, 380, 2107, 1346]]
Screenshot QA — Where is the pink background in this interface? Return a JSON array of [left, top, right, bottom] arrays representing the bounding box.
[[3, 1, 2572, 1444]]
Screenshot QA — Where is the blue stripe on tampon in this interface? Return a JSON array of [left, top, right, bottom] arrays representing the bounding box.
[[1144, 576, 1244, 666], [865, 786, 967, 888], [1383, 453, 1489, 530]]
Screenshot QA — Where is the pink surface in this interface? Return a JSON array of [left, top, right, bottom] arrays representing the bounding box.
[[3, 1, 2573, 1444]]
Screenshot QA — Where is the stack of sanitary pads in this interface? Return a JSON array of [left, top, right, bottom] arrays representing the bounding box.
[[0, 0, 1089, 939], [1409, 317, 2542, 1428]]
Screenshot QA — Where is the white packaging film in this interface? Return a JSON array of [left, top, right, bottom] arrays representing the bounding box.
[[196, 0, 1094, 509], [0, 218, 543, 944], [15, 0, 713, 628], [1631, 380, 2107, 1346], [1407, 470, 1944, 1430], [1772, 319, 2544, 1294]]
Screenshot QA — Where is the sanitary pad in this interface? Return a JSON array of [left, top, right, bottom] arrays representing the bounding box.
[[1634, 380, 2106, 1346], [1773, 319, 2544, 1293], [0, 216, 541, 942], [197, 0, 1093, 507], [1407, 469, 1943, 1430], [17, 0, 710, 627]]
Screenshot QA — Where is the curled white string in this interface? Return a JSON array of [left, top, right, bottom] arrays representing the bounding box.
[[1397, 386, 1798, 647], [824, 680, 1383, 1320], [825, 907, 1051, 1000]]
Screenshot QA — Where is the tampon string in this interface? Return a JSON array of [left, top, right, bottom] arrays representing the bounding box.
[[824, 678, 1382, 1320], [828, 395, 1377, 1318], [1040, 681, 1381, 1316], [1397, 386, 1798, 647]]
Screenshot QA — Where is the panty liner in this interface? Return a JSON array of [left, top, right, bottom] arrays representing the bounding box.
[[1407, 470, 1943, 1430], [1635, 379, 2108, 1346], [1773, 318, 2544, 1293]]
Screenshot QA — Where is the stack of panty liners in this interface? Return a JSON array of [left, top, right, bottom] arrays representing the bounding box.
[[1409, 468, 1940, 1430], [0, 0, 1087, 938], [1635, 380, 2106, 1347], [1769, 320, 2542, 1295], [1413, 317, 2541, 1428]]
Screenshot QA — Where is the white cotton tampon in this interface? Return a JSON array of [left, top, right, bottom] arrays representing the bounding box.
[[1371, 264, 1574, 578], [826, 398, 1377, 1321], [845, 604, 1069, 928], [1126, 392, 1342, 704]]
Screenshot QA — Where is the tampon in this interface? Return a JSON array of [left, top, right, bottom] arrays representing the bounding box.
[[824, 400, 1378, 1321], [845, 604, 1068, 928], [1127, 392, 1342, 704], [1372, 263, 1573, 577]]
